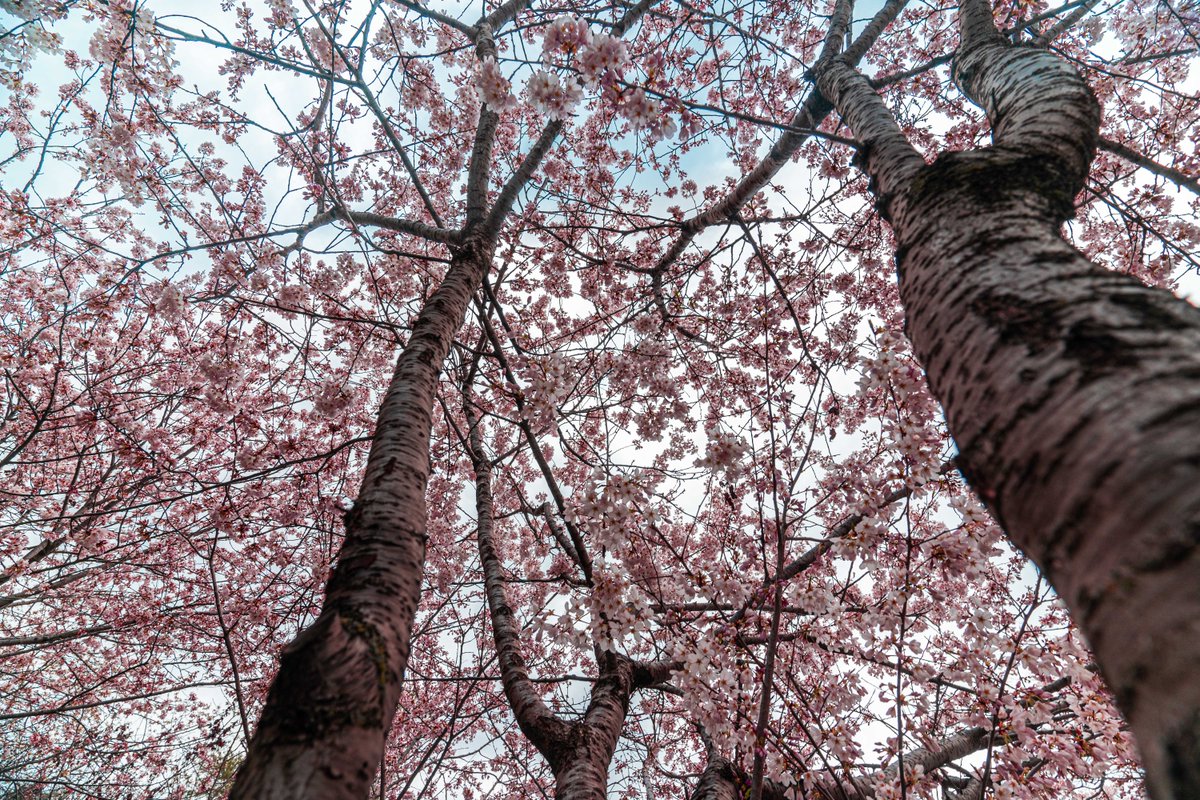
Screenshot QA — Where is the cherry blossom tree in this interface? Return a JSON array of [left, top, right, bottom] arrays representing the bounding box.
[[811, 0, 1200, 796], [0, 0, 1195, 799]]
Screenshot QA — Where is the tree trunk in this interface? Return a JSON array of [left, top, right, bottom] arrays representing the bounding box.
[[552, 728, 626, 800], [549, 652, 637, 800], [816, 2, 1200, 797], [466, 399, 664, 800], [689, 756, 742, 800], [229, 241, 491, 800], [896, 139, 1200, 800]]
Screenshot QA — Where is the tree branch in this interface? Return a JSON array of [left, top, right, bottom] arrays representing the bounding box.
[[463, 392, 571, 755]]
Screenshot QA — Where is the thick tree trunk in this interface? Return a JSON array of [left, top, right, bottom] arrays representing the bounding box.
[[229, 241, 491, 800], [687, 756, 798, 800], [817, 3, 1200, 797], [689, 756, 743, 800], [896, 145, 1200, 800], [552, 730, 625, 800]]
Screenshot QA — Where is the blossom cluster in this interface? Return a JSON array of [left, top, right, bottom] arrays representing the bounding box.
[[76, 527, 112, 554], [194, 352, 245, 415], [475, 58, 517, 112], [603, 337, 691, 440], [858, 329, 944, 484], [87, 2, 176, 85], [276, 283, 308, 310], [619, 87, 676, 137], [832, 512, 892, 571], [568, 469, 649, 551], [917, 490, 1005, 578], [526, 70, 583, 121], [473, 14, 686, 138], [572, 32, 628, 87], [152, 282, 186, 321], [541, 14, 592, 56], [584, 560, 653, 651], [476, 15, 629, 121], [872, 763, 928, 800], [265, 0, 296, 28], [670, 631, 758, 754], [693, 429, 749, 475], [0, 2, 62, 89], [312, 380, 351, 419], [786, 578, 839, 614], [87, 121, 150, 206], [516, 352, 571, 434], [533, 559, 653, 653]]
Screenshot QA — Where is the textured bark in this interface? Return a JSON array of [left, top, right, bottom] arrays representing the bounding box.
[[226, 3, 663, 790], [818, 2, 1200, 797], [691, 725, 991, 800], [897, 143, 1200, 800], [812, 58, 924, 221], [551, 652, 638, 800], [898, 727, 988, 776], [467, 404, 571, 754], [689, 756, 744, 800], [687, 753, 849, 800], [465, 402, 668, 799], [229, 241, 491, 800], [227, 6, 598, 791]]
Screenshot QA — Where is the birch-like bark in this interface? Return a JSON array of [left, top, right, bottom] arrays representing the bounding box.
[[550, 652, 639, 800], [232, 26, 503, 790], [816, 1, 1200, 796]]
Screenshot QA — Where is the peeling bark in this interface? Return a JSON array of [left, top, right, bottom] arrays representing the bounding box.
[[816, 1, 1200, 797]]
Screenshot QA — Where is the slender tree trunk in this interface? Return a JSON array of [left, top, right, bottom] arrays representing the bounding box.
[[229, 241, 491, 800], [548, 652, 637, 800], [466, 400, 659, 800], [817, 3, 1200, 798]]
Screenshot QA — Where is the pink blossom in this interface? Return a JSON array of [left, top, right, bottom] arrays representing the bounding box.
[[526, 70, 582, 120], [645, 111, 678, 141], [108, 123, 136, 149], [694, 430, 748, 474], [276, 283, 307, 309], [677, 110, 703, 140], [620, 88, 658, 130], [577, 33, 628, 87], [475, 57, 516, 112], [542, 14, 592, 60], [313, 381, 350, 418], [155, 283, 185, 320]]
